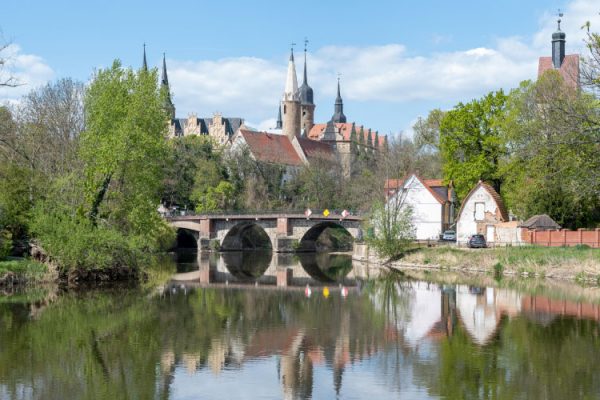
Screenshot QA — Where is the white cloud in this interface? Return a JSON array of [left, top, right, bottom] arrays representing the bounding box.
[[0, 44, 54, 104]]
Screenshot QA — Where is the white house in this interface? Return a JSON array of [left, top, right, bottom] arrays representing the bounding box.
[[385, 174, 456, 240], [456, 181, 508, 245]]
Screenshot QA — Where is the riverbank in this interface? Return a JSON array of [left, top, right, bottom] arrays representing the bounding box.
[[387, 246, 600, 284], [0, 258, 54, 287]]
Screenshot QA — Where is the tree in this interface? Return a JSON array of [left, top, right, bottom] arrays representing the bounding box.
[[367, 189, 414, 259], [500, 72, 600, 228], [440, 90, 507, 199], [0, 40, 20, 88], [80, 61, 169, 236], [413, 108, 444, 153]]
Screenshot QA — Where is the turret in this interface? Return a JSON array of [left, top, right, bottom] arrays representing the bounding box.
[[299, 40, 315, 134], [552, 13, 566, 68], [331, 78, 347, 123], [282, 47, 301, 139]]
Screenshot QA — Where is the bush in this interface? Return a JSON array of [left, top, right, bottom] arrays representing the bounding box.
[[575, 244, 591, 250], [0, 230, 11, 260], [30, 207, 150, 271], [493, 262, 504, 277]]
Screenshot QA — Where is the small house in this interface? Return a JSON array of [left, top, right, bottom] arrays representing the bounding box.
[[385, 174, 456, 240], [456, 181, 508, 245]]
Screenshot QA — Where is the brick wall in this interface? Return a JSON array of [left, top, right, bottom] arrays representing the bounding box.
[[521, 228, 600, 248]]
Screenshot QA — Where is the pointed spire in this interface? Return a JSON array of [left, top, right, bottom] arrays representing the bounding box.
[[161, 52, 175, 120], [331, 75, 347, 123], [161, 52, 169, 87], [284, 44, 299, 101], [142, 43, 148, 72], [276, 103, 282, 129], [299, 39, 314, 105]]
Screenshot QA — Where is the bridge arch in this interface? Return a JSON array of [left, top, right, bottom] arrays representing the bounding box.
[[174, 228, 198, 249], [221, 222, 273, 251], [298, 221, 354, 252]]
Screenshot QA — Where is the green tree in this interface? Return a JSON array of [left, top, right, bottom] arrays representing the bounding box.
[[500, 72, 600, 228], [440, 90, 507, 200]]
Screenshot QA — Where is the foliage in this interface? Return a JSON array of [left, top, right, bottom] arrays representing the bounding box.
[[499, 73, 600, 228], [79, 60, 172, 246], [367, 197, 415, 259], [440, 90, 507, 200], [162, 135, 223, 209], [0, 230, 11, 259], [0, 259, 47, 277]]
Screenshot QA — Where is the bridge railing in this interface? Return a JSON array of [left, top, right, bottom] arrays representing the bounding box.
[[162, 209, 364, 218]]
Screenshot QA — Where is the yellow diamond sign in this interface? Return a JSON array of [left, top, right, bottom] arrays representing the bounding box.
[[323, 209, 330, 217]]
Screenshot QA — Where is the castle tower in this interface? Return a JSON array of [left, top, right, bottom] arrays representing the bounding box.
[[282, 47, 301, 139], [161, 53, 176, 120], [331, 78, 347, 123], [299, 41, 315, 134]]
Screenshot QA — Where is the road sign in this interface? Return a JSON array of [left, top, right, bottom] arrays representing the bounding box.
[[323, 209, 330, 217], [305, 209, 312, 218], [341, 209, 349, 218]]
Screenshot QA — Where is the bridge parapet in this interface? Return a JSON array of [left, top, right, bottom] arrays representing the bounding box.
[[166, 212, 363, 253]]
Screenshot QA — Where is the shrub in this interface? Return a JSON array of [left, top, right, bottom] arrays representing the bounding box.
[[493, 262, 504, 277], [0, 230, 11, 260]]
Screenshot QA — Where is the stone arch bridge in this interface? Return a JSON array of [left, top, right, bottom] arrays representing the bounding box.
[[167, 212, 363, 252]]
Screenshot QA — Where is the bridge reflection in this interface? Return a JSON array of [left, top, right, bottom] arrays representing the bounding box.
[[169, 250, 379, 288]]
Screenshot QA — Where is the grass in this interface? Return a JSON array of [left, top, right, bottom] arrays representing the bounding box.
[[398, 245, 600, 282], [0, 258, 49, 281]]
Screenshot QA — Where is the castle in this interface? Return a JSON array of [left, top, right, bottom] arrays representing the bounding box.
[[148, 44, 387, 176]]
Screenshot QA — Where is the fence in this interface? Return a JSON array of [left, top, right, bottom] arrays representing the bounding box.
[[522, 228, 600, 248]]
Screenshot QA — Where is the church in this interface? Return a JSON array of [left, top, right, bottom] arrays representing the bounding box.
[[149, 44, 387, 176]]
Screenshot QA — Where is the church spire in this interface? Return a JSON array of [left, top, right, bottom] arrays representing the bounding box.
[[161, 53, 175, 120], [331, 76, 347, 123], [299, 39, 314, 105], [142, 43, 148, 72], [283, 44, 299, 101], [276, 103, 282, 129]]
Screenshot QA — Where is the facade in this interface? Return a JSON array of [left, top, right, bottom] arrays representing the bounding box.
[[537, 16, 580, 88], [168, 113, 244, 145], [385, 174, 456, 241], [455, 181, 508, 245]]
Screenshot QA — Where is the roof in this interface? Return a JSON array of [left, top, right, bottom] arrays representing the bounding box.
[[237, 130, 303, 166], [308, 122, 386, 147], [297, 137, 335, 161], [385, 173, 449, 205], [520, 214, 561, 230], [538, 54, 579, 88], [456, 181, 509, 222]]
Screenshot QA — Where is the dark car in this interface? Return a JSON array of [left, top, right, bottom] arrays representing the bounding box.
[[467, 234, 487, 248]]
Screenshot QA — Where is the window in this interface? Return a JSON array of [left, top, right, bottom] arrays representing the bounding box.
[[475, 202, 485, 221]]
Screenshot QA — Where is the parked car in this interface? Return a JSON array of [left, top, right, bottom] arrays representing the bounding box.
[[442, 230, 456, 241], [467, 234, 487, 248]]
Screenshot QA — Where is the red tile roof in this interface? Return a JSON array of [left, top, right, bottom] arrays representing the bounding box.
[[384, 173, 449, 205], [238, 129, 303, 166], [297, 137, 335, 161], [308, 122, 385, 147], [538, 54, 579, 88]]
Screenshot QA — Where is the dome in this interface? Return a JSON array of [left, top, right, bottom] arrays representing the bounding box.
[[299, 82, 314, 105]]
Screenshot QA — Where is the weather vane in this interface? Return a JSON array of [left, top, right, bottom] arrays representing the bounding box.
[[557, 9, 563, 30]]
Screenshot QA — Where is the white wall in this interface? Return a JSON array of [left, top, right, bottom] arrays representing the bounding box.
[[388, 175, 443, 240], [456, 186, 499, 244]]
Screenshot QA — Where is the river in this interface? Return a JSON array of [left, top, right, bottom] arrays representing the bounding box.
[[1, 250, 599, 399]]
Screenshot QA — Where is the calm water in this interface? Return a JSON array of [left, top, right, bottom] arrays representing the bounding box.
[[1, 251, 600, 399]]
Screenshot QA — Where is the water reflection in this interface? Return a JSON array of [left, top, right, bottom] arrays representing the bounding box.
[[171, 250, 363, 288], [1, 264, 600, 399]]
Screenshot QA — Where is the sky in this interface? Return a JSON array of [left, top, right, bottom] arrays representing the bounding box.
[[1, 0, 599, 137]]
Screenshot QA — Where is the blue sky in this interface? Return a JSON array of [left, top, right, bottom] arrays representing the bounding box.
[[1, 0, 599, 136]]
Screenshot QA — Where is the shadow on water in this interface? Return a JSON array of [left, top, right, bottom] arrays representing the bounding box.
[[222, 250, 272, 281], [296, 252, 353, 282]]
